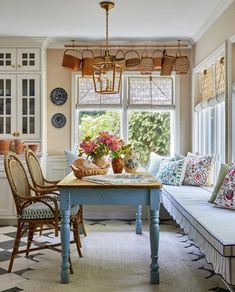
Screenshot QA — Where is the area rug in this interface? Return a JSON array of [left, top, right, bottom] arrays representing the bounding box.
[[0, 220, 230, 292]]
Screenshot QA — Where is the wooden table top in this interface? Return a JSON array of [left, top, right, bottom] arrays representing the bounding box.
[[58, 172, 161, 189]]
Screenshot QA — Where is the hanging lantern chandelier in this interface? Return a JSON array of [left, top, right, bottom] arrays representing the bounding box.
[[92, 1, 122, 94]]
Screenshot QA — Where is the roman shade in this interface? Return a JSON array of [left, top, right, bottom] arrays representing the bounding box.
[[195, 57, 225, 112]]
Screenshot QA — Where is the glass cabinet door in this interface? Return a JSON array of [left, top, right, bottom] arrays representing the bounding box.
[[17, 48, 40, 71], [17, 74, 40, 139], [0, 75, 16, 136], [0, 49, 17, 71]]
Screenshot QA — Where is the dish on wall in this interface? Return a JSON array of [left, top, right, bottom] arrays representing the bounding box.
[[50, 87, 68, 105], [51, 113, 66, 128]]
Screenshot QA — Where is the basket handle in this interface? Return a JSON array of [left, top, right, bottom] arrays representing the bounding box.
[[152, 49, 163, 58], [163, 49, 168, 56], [63, 49, 82, 58], [115, 49, 125, 60], [124, 49, 140, 59], [141, 49, 153, 58], [176, 40, 182, 57], [82, 49, 94, 58]]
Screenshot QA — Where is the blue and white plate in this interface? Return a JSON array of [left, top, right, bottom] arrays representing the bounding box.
[[51, 113, 66, 128], [50, 87, 68, 105]]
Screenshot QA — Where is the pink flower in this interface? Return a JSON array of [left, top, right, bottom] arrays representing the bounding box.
[[97, 131, 113, 145], [80, 139, 97, 154]]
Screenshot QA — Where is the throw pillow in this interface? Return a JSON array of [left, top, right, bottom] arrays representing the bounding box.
[[147, 152, 163, 176], [174, 153, 185, 160], [156, 159, 187, 186], [147, 152, 172, 176], [64, 150, 77, 173], [209, 164, 230, 203], [186, 152, 215, 186], [214, 168, 235, 210], [183, 154, 214, 186]]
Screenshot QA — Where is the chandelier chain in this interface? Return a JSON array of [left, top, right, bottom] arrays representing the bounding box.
[[106, 8, 109, 52]]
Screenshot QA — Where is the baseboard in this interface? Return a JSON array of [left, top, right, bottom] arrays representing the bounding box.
[[0, 218, 17, 226]]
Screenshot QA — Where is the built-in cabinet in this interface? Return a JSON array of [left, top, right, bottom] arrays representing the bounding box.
[[0, 48, 40, 71], [0, 73, 40, 139], [0, 44, 43, 222]]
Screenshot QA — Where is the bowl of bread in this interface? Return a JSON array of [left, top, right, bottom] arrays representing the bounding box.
[[71, 158, 109, 178]]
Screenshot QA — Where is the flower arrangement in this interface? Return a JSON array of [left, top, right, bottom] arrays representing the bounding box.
[[79, 131, 131, 160]]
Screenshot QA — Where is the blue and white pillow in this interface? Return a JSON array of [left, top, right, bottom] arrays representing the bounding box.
[[64, 150, 77, 173], [156, 159, 187, 186]]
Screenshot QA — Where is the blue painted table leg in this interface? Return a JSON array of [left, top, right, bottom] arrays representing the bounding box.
[[149, 189, 160, 284], [136, 205, 142, 234], [60, 189, 71, 284]]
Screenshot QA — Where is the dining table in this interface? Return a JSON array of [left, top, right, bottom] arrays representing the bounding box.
[[57, 172, 162, 285]]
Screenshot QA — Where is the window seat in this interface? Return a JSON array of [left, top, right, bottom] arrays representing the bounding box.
[[161, 185, 235, 286]]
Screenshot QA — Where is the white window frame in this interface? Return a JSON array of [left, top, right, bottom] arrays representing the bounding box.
[[71, 72, 179, 158], [192, 44, 226, 178]]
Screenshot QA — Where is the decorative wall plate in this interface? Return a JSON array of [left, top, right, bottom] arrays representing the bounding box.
[[50, 87, 68, 105], [51, 113, 66, 128]]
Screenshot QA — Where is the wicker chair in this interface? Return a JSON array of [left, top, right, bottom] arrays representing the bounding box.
[[4, 152, 82, 273], [25, 148, 87, 237]]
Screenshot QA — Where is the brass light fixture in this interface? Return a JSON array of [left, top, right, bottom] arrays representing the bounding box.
[[92, 1, 122, 94]]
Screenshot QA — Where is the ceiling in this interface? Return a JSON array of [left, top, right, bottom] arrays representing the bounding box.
[[0, 0, 233, 44]]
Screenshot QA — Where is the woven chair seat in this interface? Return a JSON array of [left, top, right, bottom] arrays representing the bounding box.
[[21, 203, 80, 220]]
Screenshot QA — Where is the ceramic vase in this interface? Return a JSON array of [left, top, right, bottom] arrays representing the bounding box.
[[112, 157, 124, 174], [92, 156, 109, 169], [28, 144, 38, 153], [14, 140, 25, 155], [124, 149, 139, 173], [0, 139, 11, 155]]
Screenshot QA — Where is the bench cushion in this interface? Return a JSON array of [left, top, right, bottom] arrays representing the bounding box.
[[21, 203, 80, 220], [162, 185, 235, 285]]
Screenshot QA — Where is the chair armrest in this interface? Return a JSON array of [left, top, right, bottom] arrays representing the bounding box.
[[30, 185, 59, 196], [44, 178, 60, 184]]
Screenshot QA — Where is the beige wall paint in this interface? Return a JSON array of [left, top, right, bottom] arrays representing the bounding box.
[[47, 48, 192, 156], [193, 1, 235, 66], [233, 45, 235, 81], [47, 49, 71, 155], [178, 71, 192, 154]]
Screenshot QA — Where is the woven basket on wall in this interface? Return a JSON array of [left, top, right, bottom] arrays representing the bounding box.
[[125, 50, 141, 68], [93, 55, 105, 65], [152, 50, 163, 71], [115, 49, 125, 68], [61, 49, 81, 72], [82, 49, 94, 77], [160, 49, 176, 76], [139, 51, 154, 75], [175, 52, 190, 74]]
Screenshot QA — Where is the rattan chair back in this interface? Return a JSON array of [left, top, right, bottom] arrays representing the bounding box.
[[25, 148, 44, 188], [4, 152, 31, 212]]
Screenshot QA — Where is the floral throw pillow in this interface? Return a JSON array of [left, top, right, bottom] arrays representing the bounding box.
[[214, 169, 235, 210], [156, 159, 187, 186], [183, 154, 214, 186]]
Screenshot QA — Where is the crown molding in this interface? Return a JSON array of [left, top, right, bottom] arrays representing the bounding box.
[[193, 42, 225, 72], [192, 0, 233, 43], [0, 36, 48, 47]]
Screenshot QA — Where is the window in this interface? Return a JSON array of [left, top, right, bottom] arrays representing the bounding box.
[[193, 54, 225, 175], [75, 74, 176, 166]]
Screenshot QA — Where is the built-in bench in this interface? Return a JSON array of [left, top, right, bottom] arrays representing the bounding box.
[[161, 185, 235, 287]]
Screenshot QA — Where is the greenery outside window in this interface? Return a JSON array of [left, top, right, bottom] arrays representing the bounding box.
[[75, 74, 175, 166]]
